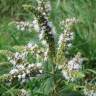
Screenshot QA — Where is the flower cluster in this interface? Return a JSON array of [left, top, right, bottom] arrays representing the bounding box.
[[38, 21, 56, 40], [30, 0, 56, 58], [26, 42, 38, 52], [26, 42, 49, 62], [0, 35, 51, 86], [15, 21, 33, 32], [31, 18, 40, 32], [9, 63, 42, 84], [58, 31, 74, 49], [6, 43, 45, 84], [57, 18, 82, 81], [37, 0, 51, 16], [0, 1, 95, 96], [58, 52, 84, 80], [84, 84, 96, 96], [84, 89, 96, 96], [67, 52, 83, 71], [6, 40, 50, 84], [15, 18, 40, 32], [56, 18, 78, 65], [8, 51, 28, 66], [58, 17, 79, 49], [21, 0, 56, 60], [18, 89, 31, 96], [60, 17, 79, 30], [64, 18, 79, 29]]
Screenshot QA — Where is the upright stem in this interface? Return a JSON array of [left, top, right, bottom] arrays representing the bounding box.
[[23, 3, 57, 96]]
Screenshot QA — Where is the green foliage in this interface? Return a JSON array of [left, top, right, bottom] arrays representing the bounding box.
[[0, 0, 96, 96]]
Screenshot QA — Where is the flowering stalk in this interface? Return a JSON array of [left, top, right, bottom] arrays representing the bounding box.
[[56, 18, 79, 65], [84, 83, 96, 96], [0, 63, 42, 85], [23, 2, 56, 61], [23, 1, 61, 96], [35, 2, 58, 96], [0, 44, 43, 85]]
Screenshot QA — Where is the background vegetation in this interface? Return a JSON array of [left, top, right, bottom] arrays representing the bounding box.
[[0, 0, 96, 96]]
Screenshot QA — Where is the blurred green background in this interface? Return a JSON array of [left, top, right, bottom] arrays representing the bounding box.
[[0, 0, 96, 75], [0, 1, 96, 96]]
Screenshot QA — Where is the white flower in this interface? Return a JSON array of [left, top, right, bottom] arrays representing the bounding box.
[[16, 65, 25, 70], [27, 42, 33, 49], [32, 19, 39, 32], [93, 92, 96, 96], [58, 33, 64, 46], [65, 17, 78, 24], [25, 22, 29, 26], [29, 23, 33, 28], [67, 54, 83, 71], [67, 59, 80, 70], [15, 52, 20, 59], [62, 70, 69, 80], [58, 65, 63, 70], [26, 70, 30, 74], [39, 70, 43, 73], [14, 52, 23, 60], [39, 31, 44, 40], [44, 49, 48, 61], [20, 21, 25, 25], [20, 89, 30, 96], [70, 32, 74, 36], [37, 0, 51, 15], [17, 25, 20, 30], [10, 69, 18, 75], [58, 31, 73, 49], [84, 89, 96, 96], [41, 40, 47, 45], [37, 63, 42, 68], [21, 79, 26, 84], [45, 1, 52, 12], [44, 49, 48, 57], [21, 52, 28, 60], [65, 37, 72, 41], [67, 59, 74, 70], [22, 73, 26, 79], [21, 27, 25, 31], [67, 43, 72, 47], [28, 64, 35, 68], [10, 60, 16, 65], [18, 74, 22, 80]]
